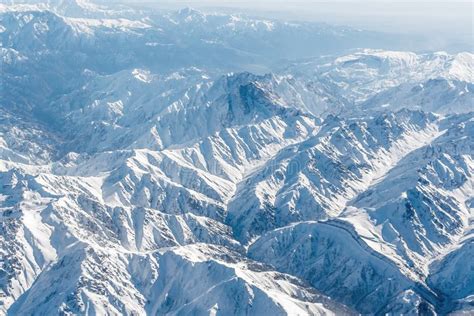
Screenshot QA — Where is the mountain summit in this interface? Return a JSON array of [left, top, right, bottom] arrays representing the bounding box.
[[1, 1, 473, 315]]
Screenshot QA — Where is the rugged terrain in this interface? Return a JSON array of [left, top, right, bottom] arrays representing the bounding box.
[[1, 1, 473, 315]]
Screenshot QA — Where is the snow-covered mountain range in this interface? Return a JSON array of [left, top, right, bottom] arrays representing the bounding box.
[[1, 0, 473, 315]]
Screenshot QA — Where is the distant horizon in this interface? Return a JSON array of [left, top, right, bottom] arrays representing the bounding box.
[[5, 0, 473, 52], [114, 0, 473, 53]]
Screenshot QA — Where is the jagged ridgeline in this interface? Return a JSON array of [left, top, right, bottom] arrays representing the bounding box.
[[1, 0, 473, 315]]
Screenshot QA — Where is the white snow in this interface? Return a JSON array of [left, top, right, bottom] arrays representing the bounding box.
[[0, 2, 472, 315]]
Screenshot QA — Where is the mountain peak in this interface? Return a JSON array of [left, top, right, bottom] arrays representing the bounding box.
[[1, 3, 473, 315], [169, 7, 206, 23]]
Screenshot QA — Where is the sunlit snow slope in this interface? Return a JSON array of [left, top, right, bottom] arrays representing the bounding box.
[[1, 1, 473, 315]]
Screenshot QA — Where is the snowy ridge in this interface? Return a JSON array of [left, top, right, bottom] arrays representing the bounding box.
[[227, 110, 441, 242], [248, 220, 429, 314], [1, 1, 473, 315], [283, 49, 473, 111], [2, 108, 471, 314], [362, 79, 473, 114]]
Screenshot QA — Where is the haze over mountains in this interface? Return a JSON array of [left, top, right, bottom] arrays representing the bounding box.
[[0, 0, 473, 315]]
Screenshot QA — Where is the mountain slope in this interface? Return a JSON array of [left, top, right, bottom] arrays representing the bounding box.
[[248, 114, 473, 314], [1, 2, 473, 315], [361, 78, 473, 114], [227, 110, 440, 242]]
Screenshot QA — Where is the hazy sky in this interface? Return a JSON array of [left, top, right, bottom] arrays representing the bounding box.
[[118, 0, 472, 51]]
